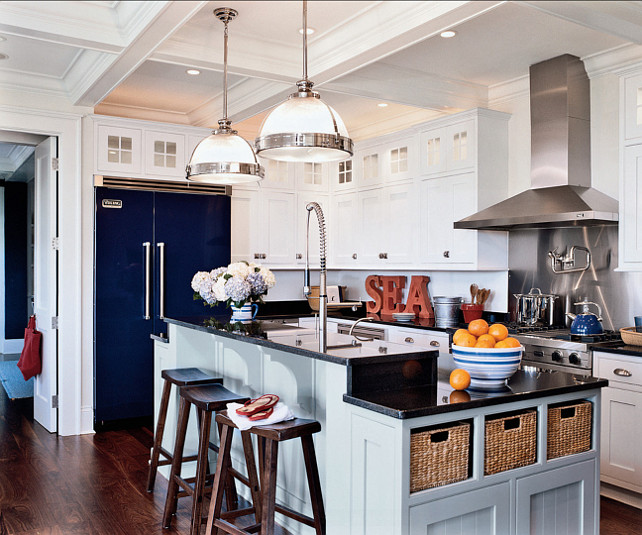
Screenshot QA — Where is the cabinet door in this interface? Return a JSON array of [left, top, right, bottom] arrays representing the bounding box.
[[515, 460, 597, 535], [382, 183, 416, 265], [409, 482, 511, 535], [262, 159, 294, 189], [145, 131, 185, 178], [231, 188, 260, 263], [419, 127, 446, 175], [295, 193, 329, 265], [382, 141, 414, 182], [332, 192, 359, 265], [420, 173, 476, 266], [621, 145, 642, 265], [446, 120, 476, 172], [97, 125, 142, 175], [358, 148, 382, 188], [263, 191, 295, 265], [296, 162, 329, 191], [357, 188, 383, 264], [624, 73, 642, 141], [600, 386, 642, 492], [331, 158, 356, 191]]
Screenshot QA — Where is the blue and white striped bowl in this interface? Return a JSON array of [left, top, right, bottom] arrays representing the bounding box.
[[452, 344, 523, 390]]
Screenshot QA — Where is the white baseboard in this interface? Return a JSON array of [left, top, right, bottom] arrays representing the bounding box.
[[601, 481, 642, 509], [2, 338, 24, 355], [80, 405, 95, 435]]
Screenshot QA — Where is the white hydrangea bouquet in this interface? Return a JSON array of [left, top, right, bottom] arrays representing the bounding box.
[[191, 262, 276, 316]]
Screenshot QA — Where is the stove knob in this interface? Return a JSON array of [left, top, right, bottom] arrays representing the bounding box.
[[552, 350, 563, 362], [569, 353, 581, 365]]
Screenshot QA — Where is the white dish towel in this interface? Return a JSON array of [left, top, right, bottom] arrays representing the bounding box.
[[226, 401, 295, 431]]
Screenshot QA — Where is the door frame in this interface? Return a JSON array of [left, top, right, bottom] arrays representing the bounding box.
[[0, 107, 85, 436]]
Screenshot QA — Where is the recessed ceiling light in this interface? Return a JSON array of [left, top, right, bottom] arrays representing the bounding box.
[[186, 68, 201, 76], [440, 30, 457, 38], [299, 27, 315, 35], [377, 103, 388, 108], [0, 53, 8, 61]]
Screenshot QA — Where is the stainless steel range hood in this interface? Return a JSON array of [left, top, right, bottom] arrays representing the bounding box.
[[455, 54, 618, 231]]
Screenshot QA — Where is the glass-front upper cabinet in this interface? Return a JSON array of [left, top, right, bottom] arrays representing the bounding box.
[[97, 125, 142, 175]]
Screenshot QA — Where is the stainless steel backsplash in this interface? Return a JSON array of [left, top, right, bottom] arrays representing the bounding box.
[[508, 226, 640, 330]]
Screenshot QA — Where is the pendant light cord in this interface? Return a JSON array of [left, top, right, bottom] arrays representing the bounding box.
[[302, 0, 308, 82], [223, 17, 229, 121]]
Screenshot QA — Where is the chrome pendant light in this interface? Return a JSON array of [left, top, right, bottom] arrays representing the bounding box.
[[186, 7, 264, 184], [255, 0, 353, 163]]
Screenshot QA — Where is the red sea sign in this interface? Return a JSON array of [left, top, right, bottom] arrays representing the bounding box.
[[365, 275, 434, 318]]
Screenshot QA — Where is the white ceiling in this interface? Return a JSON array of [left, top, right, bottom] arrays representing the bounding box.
[[1, 1, 642, 142]]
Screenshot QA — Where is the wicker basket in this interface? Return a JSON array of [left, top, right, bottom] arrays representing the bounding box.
[[410, 422, 470, 492], [620, 327, 642, 346], [547, 400, 592, 460], [485, 410, 537, 475]]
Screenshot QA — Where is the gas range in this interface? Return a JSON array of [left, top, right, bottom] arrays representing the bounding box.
[[511, 327, 622, 375]]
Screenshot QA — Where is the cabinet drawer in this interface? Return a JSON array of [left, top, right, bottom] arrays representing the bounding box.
[[387, 329, 447, 350], [596, 354, 642, 388]]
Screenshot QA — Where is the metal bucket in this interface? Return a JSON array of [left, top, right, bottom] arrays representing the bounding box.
[[433, 296, 463, 327]]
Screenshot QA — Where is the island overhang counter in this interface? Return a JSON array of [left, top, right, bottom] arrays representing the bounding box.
[[153, 316, 607, 535]]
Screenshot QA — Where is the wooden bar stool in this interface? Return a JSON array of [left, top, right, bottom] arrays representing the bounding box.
[[162, 384, 250, 535], [147, 368, 223, 492], [205, 411, 326, 535]]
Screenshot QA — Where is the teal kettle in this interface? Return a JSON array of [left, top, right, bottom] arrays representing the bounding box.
[[566, 301, 603, 335]]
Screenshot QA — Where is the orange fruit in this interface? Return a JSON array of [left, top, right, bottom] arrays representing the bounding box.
[[449, 390, 471, 404], [468, 318, 489, 337], [449, 368, 471, 390], [455, 332, 477, 347], [453, 328, 469, 345], [495, 337, 521, 348], [488, 323, 509, 342], [475, 334, 496, 348]]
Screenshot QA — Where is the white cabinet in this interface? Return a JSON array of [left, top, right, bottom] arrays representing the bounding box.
[[593, 351, 642, 494], [331, 158, 356, 192], [624, 73, 642, 142], [332, 191, 360, 266], [144, 130, 185, 178], [515, 460, 597, 535], [231, 188, 295, 264], [295, 162, 330, 192], [619, 140, 642, 269], [409, 482, 511, 535], [261, 159, 294, 189], [419, 118, 476, 176], [97, 124, 142, 175]]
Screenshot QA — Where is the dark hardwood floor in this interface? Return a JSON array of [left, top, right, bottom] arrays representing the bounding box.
[[0, 382, 641, 534]]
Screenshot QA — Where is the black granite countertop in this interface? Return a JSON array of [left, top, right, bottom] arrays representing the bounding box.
[[343, 369, 608, 419], [591, 344, 642, 357], [164, 316, 437, 366]]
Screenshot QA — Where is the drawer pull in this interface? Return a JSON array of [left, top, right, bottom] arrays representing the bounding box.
[[430, 340, 440, 347], [404, 337, 414, 344], [613, 368, 632, 377]]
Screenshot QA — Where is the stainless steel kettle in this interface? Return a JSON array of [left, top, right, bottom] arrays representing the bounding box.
[[566, 301, 604, 335]]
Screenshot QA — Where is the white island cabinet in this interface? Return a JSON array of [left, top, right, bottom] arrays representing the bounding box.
[[154, 318, 604, 535]]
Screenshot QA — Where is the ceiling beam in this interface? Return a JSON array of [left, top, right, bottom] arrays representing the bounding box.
[[71, 1, 208, 107]]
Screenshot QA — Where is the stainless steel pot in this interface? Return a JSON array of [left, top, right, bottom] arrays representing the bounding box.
[[513, 287, 559, 326]]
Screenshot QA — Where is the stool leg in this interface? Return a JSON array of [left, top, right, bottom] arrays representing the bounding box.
[[147, 378, 172, 492], [218, 421, 239, 511], [260, 439, 279, 535], [205, 423, 234, 535], [162, 396, 190, 529], [301, 435, 326, 535], [240, 431, 262, 523], [191, 408, 212, 535]]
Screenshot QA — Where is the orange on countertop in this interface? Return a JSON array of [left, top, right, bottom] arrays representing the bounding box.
[[488, 323, 509, 342], [449, 368, 471, 390], [468, 318, 489, 337]]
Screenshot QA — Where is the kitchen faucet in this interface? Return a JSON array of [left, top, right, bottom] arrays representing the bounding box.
[[304, 202, 327, 353]]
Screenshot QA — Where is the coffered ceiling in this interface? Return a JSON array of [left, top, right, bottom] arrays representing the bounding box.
[[1, 1, 642, 141]]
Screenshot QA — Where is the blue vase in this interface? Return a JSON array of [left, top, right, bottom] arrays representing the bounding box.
[[230, 303, 258, 321]]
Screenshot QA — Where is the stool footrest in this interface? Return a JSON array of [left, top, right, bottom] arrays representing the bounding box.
[[214, 519, 260, 535], [274, 502, 316, 528], [228, 466, 251, 488], [221, 507, 256, 520]]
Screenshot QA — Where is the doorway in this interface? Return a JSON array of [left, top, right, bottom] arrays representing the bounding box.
[[0, 132, 58, 433]]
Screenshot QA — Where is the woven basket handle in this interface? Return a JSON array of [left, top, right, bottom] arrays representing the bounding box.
[[430, 430, 449, 443], [504, 417, 521, 431], [560, 407, 576, 419]]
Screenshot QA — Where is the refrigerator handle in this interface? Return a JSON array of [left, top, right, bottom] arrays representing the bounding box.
[[157, 242, 165, 319], [143, 242, 151, 320]]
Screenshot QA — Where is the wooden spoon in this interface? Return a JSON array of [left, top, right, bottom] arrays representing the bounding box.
[[480, 289, 491, 305], [470, 283, 478, 304]]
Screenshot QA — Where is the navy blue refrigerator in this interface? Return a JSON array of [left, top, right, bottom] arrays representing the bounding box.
[[94, 186, 230, 425]]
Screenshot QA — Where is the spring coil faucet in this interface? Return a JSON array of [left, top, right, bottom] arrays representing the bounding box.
[[304, 202, 327, 353]]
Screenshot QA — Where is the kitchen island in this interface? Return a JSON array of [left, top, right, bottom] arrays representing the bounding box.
[[154, 316, 607, 535]]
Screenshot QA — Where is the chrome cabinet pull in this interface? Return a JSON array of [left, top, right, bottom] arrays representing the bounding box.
[[613, 368, 632, 377], [296, 253, 302, 259], [143, 242, 151, 320], [404, 337, 414, 344], [443, 250, 450, 258], [157, 242, 165, 319], [379, 252, 388, 259], [352, 253, 358, 260], [430, 340, 440, 347], [254, 253, 261, 259]]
